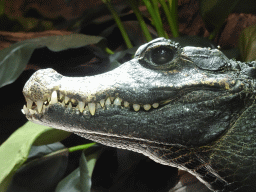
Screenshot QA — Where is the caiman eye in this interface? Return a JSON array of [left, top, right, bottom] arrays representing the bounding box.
[[137, 41, 181, 70], [151, 46, 175, 65]]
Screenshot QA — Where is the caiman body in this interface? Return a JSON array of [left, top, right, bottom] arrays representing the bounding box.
[[22, 38, 256, 191]]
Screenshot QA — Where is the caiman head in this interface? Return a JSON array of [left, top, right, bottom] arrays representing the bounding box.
[[22, 38, 256, 191]]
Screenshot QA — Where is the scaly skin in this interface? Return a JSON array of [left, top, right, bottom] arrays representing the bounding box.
[[22, 38, 256, 191]]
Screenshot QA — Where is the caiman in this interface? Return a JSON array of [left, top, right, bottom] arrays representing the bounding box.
[[22, 38, 256, 191]]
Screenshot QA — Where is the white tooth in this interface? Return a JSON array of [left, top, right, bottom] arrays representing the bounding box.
[[22, 105, 29, 114], [51, 91, 58, 104], [143, 104, 151, 111], [61, 101, 65, 107], [68, 102, 72, 109], [24, 105, 29, 113], [124, 101, 129, 107], [64, 96, 70, 104], [29, 109, 35, 114], [100, 99, 105, 107], [133, 104, 140, 111], [78, 101, 85, 113], [36, 100, 43, 113], [21, 107, 25, 114], [152, 103, 159, 108], [42, 105, 46, 113], [114, 97, 121, 106], [105, 97, 111, 105], [26, 98, 33, 109], [71, 99, 76, 104], [88, 103, 96, 116]]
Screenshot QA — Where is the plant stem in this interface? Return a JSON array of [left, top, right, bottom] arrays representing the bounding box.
[[158, 0, 179, 37], [102, 0, 133, 48], [152, 0, 169, 39], [143, 0, 166, 38], [69, 143, 96, 153], [129, 0, 152, 42], [105, 47, 114, 54], [168, 0, 179, 36]]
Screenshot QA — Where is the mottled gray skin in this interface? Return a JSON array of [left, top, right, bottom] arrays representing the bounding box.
[[23, 38, 256, 191]]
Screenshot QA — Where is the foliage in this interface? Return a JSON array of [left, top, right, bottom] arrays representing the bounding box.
[[0, 0, 256, 191]]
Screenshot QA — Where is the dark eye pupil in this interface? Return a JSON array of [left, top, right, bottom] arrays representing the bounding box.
[[151, 46, 174, 65]]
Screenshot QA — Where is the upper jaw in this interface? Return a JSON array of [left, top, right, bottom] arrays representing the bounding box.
[[22, 68, 172, 117], [22, 65, 239, 118]]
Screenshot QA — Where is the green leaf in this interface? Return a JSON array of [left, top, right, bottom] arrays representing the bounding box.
[[103, 0, 133, 48], [7, 147, 69, 192], [200, 0, 240, 39], [0, 121, 71, 192], [55, 145, 101, 192], [0, 34, 105, 88], [80, 148, 100, 192], [109, 46, 138, 69], [127, 0, 152, 42], [55, 168, 81, 192], [238, 24, 256, 62], [33, 127, 71, 146], [158, 0, 179, 38], [81, 145, 101, 178]]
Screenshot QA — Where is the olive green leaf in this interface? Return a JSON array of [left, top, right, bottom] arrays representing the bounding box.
[[55, 145, 101, 192], [0, 121, 71, 192], [0, 34, 105, 88], [238, 24, 256, 62], [7, 146, 69, 192], [55, 167, 81, 192]]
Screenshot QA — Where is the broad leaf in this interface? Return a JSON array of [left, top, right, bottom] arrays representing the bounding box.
[[109, 46, 138, 70], [80, 146, 100, 192], [55, 145, 100, 192], [238, 24, 256, 62], [0, 34, 105, 88], [6, 146, 69, 192], [55, 168, 81, 192], [0, 121, 71, 192]]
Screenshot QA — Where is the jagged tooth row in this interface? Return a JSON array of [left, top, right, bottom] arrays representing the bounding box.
[[22, 91, 161, 116]]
